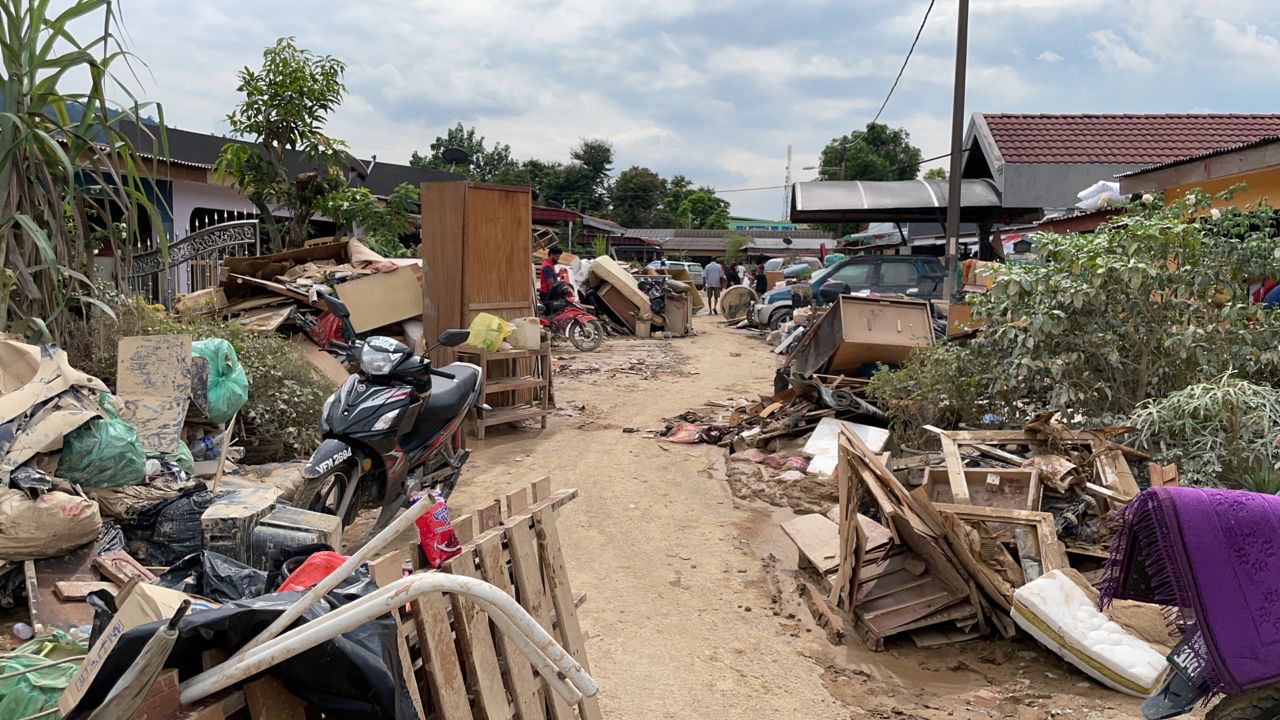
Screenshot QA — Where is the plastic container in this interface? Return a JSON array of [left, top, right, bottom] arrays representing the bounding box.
[[507, 317, 542, 350]]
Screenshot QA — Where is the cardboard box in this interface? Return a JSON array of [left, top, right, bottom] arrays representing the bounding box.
[[828, 296, 934, 373], [336, 264, 425, 333], [59, 584, 219, 714], [946, 303, 986, 335]]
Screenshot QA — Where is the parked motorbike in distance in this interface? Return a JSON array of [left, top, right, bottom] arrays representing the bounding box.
[[540, 281, 604, 352], [299, 290, 484, 540]]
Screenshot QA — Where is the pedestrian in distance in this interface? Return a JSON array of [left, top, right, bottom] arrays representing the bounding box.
[[726, 262, 742, 288], [753, 264, 768, 295], [703, 258, 725, 314]]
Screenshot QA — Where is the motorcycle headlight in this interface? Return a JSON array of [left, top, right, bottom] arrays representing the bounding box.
[[360, 345, 398, 375], [371, 409, 402, 431]]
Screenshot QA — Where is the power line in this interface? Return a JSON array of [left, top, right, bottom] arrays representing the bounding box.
[[871, 0, 937, 126]]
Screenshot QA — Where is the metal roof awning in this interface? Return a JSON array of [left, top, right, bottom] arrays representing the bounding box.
[[790, 179, 1041, 224]]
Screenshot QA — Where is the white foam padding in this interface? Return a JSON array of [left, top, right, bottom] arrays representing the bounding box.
[[803, 417, 889, 477], [1012, 570, 1167, 696]]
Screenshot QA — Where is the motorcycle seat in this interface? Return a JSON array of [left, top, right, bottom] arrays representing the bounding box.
[[426, 363, 480, 420]]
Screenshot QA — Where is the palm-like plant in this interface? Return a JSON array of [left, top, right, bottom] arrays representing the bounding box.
[[0, 0, 163, 340]]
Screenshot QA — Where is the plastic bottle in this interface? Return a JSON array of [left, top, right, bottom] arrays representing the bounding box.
[[11, 623, 33, 641], [189, 433, 225, 461]]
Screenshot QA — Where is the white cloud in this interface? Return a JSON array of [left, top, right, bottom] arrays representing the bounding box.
[[706, 46, 874, 82], [1089, 29, 1156, 73], [1037, 50, 1064, 63], [1210, 19, 1280, 65]]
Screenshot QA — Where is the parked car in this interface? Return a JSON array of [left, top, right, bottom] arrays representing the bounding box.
[[763, 256, 822, 273], [750, 265, 838, 330], [812, 255, 946, 306], [647, 260, 705, 288]]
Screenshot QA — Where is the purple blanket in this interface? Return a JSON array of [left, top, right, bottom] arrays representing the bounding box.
[[1101, 486, 1280, 694]]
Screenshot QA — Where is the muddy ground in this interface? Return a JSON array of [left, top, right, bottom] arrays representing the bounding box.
[[447, 322, 1177, 720]]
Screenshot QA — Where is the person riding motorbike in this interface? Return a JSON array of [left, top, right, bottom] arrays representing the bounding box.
[[540, 245, 563, 304]]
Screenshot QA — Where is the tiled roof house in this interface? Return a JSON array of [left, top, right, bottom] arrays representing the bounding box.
[[963, 114, 1280, 211]]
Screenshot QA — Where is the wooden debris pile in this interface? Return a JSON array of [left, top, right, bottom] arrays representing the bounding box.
[[783, 415, 1152, 651]]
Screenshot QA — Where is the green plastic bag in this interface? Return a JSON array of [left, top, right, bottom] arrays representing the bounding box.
[[0, 631, 87, 718], [58, 392, 146, 488], [169, 439, 195, 475], [193, 338, 248, 424]]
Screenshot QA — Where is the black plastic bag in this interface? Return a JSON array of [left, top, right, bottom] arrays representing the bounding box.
[[94, 519, 127, 556], [153, 551, 268, 602], [66, 572, 414, 720], [124, 488, 220, 566]]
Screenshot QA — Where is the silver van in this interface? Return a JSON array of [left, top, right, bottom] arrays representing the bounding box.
[[646, 260, 705, 288]]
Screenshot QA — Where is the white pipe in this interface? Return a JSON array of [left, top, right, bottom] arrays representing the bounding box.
[[179, 574, 598, 707], [234, 493, 438, 657]]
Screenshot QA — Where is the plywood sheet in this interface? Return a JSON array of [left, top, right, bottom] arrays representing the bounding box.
[[589, 257, 653, 319], [463, 185, 533, 318], [421, 180, 468, 365], [336, 264, 424, 333]]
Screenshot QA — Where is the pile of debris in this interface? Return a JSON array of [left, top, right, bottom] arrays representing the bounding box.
[[578, 256, 697, 338], [781, 416, 1176, 696], [176, 238, 424, 383]]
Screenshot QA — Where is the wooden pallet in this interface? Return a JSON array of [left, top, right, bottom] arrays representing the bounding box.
[[376, 476, 601, 720]]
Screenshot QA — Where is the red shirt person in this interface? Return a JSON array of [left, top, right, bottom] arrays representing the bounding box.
[[540, 246, 564, 300]]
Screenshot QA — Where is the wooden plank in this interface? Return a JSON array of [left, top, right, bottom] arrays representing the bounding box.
[[413, 590, 474, 720], [463, 185, 534, 327], [421, 180, 468, 366], [53, 581, 118, 601], [28, 545, 96, 632], [93, 551, 157, 586], [505, 486, 531, 517], [1094, 448, 1140, 499], [533, 477, 552, 503], [476, 534, 543, 720], [505, 517, 573, 720], [939, 435, 971, 503], [780, 514, 840, 575], [243, 675, 308, 720], [476, 501, 504, 534], [533, 508, 602, 720], [445, 549, 514, 720], [369, 551, 425, 720]]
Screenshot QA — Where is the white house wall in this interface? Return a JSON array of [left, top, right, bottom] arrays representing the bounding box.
[[171, 179, 258, 238]]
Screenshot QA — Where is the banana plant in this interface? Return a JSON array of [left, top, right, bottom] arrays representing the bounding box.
[[0, 0, 165, 341]]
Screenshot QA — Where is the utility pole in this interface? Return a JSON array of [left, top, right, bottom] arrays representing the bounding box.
[[943, 0, 970, 299], [836, 140, 848, 239]]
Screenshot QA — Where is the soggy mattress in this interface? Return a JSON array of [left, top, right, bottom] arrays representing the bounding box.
[[1012, 570, 1168, 697]]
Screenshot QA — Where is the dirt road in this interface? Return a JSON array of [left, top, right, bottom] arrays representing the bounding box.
[[451, 321, 1161, 720]]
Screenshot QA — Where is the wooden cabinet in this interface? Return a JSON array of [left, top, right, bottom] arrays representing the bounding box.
[[454, 343, 551, 439], [420, 181, 536, 365]]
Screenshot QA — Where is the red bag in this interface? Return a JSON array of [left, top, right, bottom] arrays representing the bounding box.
[[277, 550, 348, 592], [415, 492, 461, 568], [307, 310, 344, 348]]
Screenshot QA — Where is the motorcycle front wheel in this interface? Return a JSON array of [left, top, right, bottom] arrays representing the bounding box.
[[568, 318, 604, 352], [296, 465, 360, 527]]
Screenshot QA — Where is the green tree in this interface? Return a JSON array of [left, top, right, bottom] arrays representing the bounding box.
[[609, 166, 665, 228], [922, 167, 948, 180], [409, 123, 516, 181], [678, 190, 730, 230], [542, 139, 613, 215], [0, 0, 164, 340], [820, 122, 923, 182], [724, 233, 751, 264], [316, 182, 419, 258], [215, 37, 349, 251]]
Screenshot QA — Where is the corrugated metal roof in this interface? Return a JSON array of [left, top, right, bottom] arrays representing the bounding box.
[[627, 228, 830, 241], [1114, 135, 1280, 178], [980, 114, 1280, 164]]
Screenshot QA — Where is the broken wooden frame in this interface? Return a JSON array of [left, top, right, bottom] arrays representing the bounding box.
[[934, 429, 1140, 510], [931, 503, 1070, 578]]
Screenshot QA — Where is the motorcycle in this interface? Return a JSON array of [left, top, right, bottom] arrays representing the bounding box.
[[298, 291, 485, 537], [540, 280, 604, 352]]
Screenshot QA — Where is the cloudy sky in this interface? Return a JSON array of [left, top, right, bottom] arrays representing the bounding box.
[[104, 0, 1280, 219]]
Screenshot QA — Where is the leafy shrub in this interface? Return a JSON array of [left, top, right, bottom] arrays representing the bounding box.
[[63, 292, 333, 461], [969, 189, 1280, 422], [1128, 374, 1280, 488], [866, 343, 989, 449]]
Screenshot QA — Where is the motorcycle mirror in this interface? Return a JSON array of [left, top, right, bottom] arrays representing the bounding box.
[[438, 329, 470, 348]]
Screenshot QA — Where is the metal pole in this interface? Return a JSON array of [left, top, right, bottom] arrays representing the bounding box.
[[943, 0, 970, 299], [784, 144, 792, 222]]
